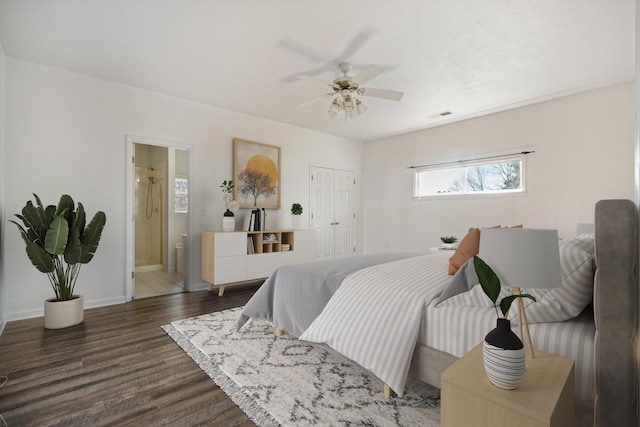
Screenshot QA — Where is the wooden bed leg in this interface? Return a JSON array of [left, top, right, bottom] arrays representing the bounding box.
[[275, 328, 285, 337], [207, 282, 213, 292], [384, 384, 393, 398], [217, 285, 226, 297]]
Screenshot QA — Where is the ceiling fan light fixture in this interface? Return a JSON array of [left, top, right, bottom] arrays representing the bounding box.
[[343, 96, 355, 112], [328, 99, 340, 118], [327, 93, 366, 120], [300, 62, 404, 123], [356, 98, 367, 115]]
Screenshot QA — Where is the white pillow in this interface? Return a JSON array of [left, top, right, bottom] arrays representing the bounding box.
[[434, 234, 595, 324], [521, 234, 595, 323]]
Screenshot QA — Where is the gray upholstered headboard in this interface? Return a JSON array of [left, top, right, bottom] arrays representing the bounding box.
[[594, 199, 638, 426]]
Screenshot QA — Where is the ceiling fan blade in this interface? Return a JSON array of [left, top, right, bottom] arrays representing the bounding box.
[[296, 75, 333, 88], [352, 65, 384, 85], [360, 87, 404, 101], [297, 93, 332, 107], [277, 37, 328, 64], [335, 27, 377, 61]]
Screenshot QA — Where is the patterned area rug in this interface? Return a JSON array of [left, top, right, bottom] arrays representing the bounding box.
[[163, 307, 440, 426]]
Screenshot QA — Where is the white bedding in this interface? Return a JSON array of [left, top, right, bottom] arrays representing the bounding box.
[[300, 252, 452, 396], [300, 250, 595, 405], [422, 296, 595, 404]]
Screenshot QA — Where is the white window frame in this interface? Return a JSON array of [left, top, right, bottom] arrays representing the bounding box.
[[174, 175, 189, 213], [413, 154, 526, 198]]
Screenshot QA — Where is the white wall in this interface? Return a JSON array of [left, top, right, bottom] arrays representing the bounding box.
[[363, 82, 635, 253], [2, 58, 363, 321], [0, 40, 6, 332]]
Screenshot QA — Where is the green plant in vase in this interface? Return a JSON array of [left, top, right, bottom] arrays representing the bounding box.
[[11, 194, 106, 301], [291, 203, 303, 229], [11, 194, 106, 329], [473, 255, 536, 318], [440, 235, 458, 249], [473, 255, 537, 390], [291, 203, 303, 215]]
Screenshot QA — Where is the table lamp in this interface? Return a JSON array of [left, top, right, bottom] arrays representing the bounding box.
[[478, 228, 562, 358]]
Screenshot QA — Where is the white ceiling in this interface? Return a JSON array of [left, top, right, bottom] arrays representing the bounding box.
[[0, 0, 635, 142]]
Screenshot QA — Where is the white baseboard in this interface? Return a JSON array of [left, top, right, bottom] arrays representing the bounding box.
[[191, 281, 210, 292], [84, 296, 127, 309], [4, 296, 127, 322]]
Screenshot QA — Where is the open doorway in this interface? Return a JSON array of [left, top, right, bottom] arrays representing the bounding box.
[[126, 135, 191, 301]]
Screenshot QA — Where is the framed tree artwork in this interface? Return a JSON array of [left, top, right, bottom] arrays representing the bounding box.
[[233, 138, 281, 209]]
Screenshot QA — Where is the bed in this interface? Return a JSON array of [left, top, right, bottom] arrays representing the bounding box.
[[236, 199, 638, 427]]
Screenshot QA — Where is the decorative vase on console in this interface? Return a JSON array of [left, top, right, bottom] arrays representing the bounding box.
[[220, 179, 239, 232], [483, 318, 525, 389], [223, 209, 235, 232], [473, 255, 536, 390]]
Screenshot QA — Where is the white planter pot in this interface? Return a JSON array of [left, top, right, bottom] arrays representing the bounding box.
[[44, 295, 84, 329], [291, 215, 302, 230], [482, 318, 525, 389], [223, 209, 235, 232], [483, 342, 525, 389]]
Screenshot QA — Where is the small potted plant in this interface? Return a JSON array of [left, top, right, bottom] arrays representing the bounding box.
[[291, 203, 303, 229], [473, 255, 536, 390], [440, 235, 458, 249], [220, 180, 239, 231], [11, 194, 106, 329]]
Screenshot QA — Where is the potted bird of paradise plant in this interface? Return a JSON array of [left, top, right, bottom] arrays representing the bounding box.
[[11, 194, 106, 329]]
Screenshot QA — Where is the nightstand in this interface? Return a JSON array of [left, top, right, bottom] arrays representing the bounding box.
[[440, 344, 575, 427]]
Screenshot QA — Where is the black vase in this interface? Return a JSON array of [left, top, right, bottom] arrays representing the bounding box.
[[485, 318, 523, 350], [482, 318, 525, 389]]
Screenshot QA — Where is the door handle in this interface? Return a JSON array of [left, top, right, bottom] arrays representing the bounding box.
[[330, 221, 340, 225]]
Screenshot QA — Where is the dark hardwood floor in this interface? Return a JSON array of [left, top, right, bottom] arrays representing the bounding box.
[[0, 285, 260, 427]]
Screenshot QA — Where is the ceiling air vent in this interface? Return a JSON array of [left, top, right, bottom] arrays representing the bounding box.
[[428, 111, 453, 119]]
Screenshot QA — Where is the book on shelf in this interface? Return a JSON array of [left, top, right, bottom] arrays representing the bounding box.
[[247, 236, 255, 254], [243, 209, 268, 232], [246, 211, 254, 231], [246, 209, 259, 231], [253, 210, 259, 231]]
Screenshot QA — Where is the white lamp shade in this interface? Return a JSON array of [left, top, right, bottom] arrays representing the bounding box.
[[478, 228, 562, 290]]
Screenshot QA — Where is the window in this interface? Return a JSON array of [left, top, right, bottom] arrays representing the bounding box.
[[413, 156, 524, 198], [175, 176, 188, 213]]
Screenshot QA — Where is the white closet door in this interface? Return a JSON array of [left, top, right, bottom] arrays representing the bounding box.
[[311, 166, 335, 259], [311, 166, 356, 260]]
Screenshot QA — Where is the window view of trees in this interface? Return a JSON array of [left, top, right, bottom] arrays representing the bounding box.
[[414, 158, 523, 197]]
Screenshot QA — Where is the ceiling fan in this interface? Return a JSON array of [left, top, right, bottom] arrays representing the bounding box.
[[297, 62, 404, 121]]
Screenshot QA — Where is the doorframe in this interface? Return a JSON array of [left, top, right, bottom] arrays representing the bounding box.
[[125, 134, 193, 301]]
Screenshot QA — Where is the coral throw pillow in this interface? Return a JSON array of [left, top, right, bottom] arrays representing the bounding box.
[[448, 228, 481, 275]]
